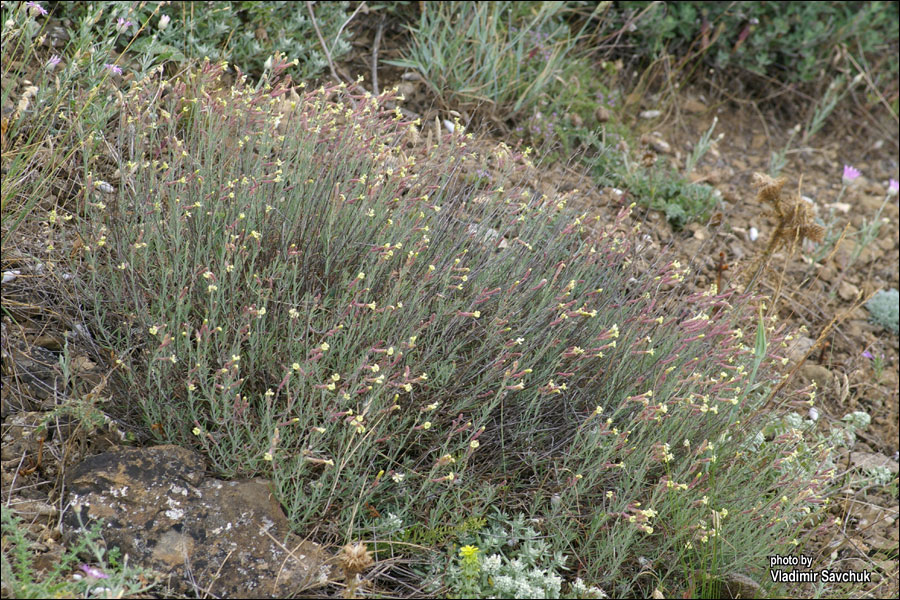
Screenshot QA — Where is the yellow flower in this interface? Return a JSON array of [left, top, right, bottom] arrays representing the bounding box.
[[459, 545, 479, 561], [192, 427, 201, 436], [320, 342, 330, 352], [422, 421, 432, 430]]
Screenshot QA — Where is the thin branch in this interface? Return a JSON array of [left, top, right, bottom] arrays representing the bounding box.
[[331, 1, 368, 59], [371, 17, 385, 96], [306, 1, 340, 83]]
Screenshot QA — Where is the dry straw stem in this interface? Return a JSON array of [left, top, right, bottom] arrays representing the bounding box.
[[743, 172, 824, 293]]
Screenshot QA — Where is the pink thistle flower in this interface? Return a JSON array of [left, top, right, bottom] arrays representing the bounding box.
[[889, 179, 899, 197], [842, 164, 861, 185], [104, 63, 123, 75], [46, 55, 61, 70]]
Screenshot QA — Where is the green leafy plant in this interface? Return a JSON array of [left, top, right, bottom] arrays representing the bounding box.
[[626, 161, 719, 228], [615, 1, 898, 93], [441, 512, 608, 599], [866, 288, 899, 334], [1, 507, 153, 598], [49, 1, 353, 79]]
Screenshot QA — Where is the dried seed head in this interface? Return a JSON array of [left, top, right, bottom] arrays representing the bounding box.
[[339, 542, 374, 575], [753, 172, 787, 208]]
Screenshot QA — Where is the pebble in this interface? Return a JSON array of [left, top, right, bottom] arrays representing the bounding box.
[[639, 109, 662, 119], [748, 227, 759, 242]]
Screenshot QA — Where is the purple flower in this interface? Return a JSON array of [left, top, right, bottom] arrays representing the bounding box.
[[104, 63, 123, 75], [80, 564, 109, 579], [46, 55, 62, 70], [116, 17, 133, 34], [889, 178, 899, 197], [842, 164, 861, 185], [26, 1, 47, 16], [861, 350, 873, 360]]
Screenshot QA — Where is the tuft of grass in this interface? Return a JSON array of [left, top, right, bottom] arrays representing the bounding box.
[[389, 2, 589, 117]]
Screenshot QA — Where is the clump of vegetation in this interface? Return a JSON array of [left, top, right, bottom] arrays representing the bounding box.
[[866, 288, 899, 334], [389, 1, 583, 117], [55, 52, 838, 595], [43, 1, 353, 78], [614, 2, 898, 95]]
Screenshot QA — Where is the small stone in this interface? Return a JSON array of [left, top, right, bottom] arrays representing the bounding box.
[[722, 572, 761, 599], [683, 98, 707, 114], [800, 364, 832, 390], [649, 137, 671, 154], [10, 499, 58, 518], [850, 451, 899, 474], [640, 109, 662, 119], [33, 335, 63, 351], [396, 81, 416, 99], [748, 227, 759, 242], [786, 335, 816, 363], [838, 280, 860, 301]]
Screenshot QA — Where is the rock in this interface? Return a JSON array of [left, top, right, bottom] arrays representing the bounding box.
[[785, 335, 816, 363], [683, 98, 707, 114], [63, 445, 333, 598], [748, 227, 759, 242], [396, 81, 416, 100], [686, 223, 707, 241], [2, 411, 46, 461], [800, 364, 832, 390], [639, 109, 662, 119], [722, 572, 762, 599], [9, 499, 58, 518], [838, 280, 860, 301], [850, 451, 899, 474], [649, 137, 671, 154]]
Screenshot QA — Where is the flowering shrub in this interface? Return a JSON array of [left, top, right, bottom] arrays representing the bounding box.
[[70, 57, 836, 594]]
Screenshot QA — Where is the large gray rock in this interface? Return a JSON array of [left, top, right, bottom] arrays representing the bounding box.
[[63, 445, 332, 597]]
